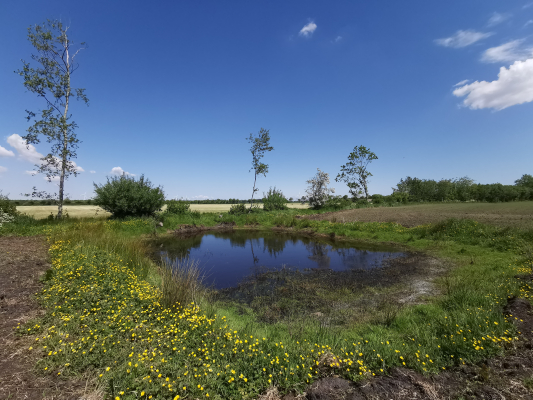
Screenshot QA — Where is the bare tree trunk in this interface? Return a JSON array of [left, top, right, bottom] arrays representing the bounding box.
[[57, 40, 71, 219], [250, 172, 257, 209]]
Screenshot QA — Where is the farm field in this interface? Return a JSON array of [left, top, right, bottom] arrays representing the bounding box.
[[308, 202, 533, 229], [17, 202, 311, 219]]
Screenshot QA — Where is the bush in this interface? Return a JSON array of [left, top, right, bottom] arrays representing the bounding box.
[[262, 187, 288, 211], [371, 194, 384, 204], [166, 199, 191, 215], [93, 175, 165, 218], [0, 192, 18, 217], [229, 203, 247, 215], [324, 195, 352, 210]]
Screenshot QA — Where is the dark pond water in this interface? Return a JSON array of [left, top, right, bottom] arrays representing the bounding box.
[[156, 230, 406, 289]]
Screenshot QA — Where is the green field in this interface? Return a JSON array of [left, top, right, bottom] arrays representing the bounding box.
[[3, 201, 533, 399]]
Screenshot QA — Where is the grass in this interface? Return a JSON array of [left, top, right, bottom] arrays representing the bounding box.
[[3, 203, 533, 399]]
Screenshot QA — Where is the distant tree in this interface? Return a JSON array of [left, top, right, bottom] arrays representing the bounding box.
[[246, 128, 273, 208], [303, 169, 335, 209], [515, 174, 533, 189], [335, 146, 378, 200], [17, 20, 89, 218]]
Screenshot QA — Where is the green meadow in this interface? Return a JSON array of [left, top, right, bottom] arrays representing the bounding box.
[[2, 203, 533, 399]]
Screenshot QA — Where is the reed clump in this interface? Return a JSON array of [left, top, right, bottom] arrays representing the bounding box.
[[160, 257, 207, 307]]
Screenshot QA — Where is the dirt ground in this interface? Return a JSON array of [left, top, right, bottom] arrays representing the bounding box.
[[306, 203, 533, 229], [0, 236, 97, 400]]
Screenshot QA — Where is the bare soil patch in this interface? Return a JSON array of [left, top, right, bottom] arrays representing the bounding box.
[[0, 236, 94, 400], [306, 203, 533, 229], [170, 222, 236, 236]]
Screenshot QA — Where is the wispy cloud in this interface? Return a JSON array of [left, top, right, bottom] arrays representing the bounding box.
[[525, 20, 533, 27], [110, 166, 135, 176], [481, 39, 533, 63], [524, 2, 533, 9], [487, 12, 511, 27], [333, 36, 342, 43], [24, 170, 37, 176], [0, 145, 14, 157], [453, 58, 533, 110], [0, 166, 7, 174], [435, 30, 493, 48], [453, 79, 471, 87], [90, 170, 96, 173], [6, 134, 43, 164], [299, 21, 317, 38]]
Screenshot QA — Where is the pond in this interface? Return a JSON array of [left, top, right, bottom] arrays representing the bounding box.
[[155, 230, 406, 289]]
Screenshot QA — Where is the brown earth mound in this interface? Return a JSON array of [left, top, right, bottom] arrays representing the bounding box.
[[171, 222, 236, 236]]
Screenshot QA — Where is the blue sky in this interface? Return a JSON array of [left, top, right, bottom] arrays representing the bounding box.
[[1, 1, 532, 200]]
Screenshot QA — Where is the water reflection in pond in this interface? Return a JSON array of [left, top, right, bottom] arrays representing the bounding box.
[[156, 230, 405, 289]]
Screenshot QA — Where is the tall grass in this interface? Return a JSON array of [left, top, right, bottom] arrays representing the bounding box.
[[159, 257, 207, 307]]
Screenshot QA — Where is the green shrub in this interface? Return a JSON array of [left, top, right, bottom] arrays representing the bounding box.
[[93, 175, 165, 218], [371, 194, 384, 204], [229, 203, 247, 215], [166, 199, 191, 214], [262, 187, 288, 211], [0, 192, 18, 217], [324, 195, 352, 210]]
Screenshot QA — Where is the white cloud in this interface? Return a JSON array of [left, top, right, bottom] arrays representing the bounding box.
[[46, 176, 60, 182], [435, 30, 493, 48], [24, 170, 37, 176], [334, 36, 342, 43], [110, 166, 134, 176], [90, 170, 96, 173], [487, 12, 511, 27], [453, 79, 471, 87], [0, 145, 14, 157], [481, 39, 533, 63], [453, 58, 533, 110], [6, 134, 44, 164], [191, 195, 209, 200], [70, 160, 84, 173], [524, 2, 533, 9], [525, 20, 533, 27], [0, 166, 7, 174], [299, 21, 317, 38]]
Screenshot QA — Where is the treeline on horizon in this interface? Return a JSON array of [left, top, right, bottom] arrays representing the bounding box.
[[10, 174, 533, 206], [390, 174, 533, 203]]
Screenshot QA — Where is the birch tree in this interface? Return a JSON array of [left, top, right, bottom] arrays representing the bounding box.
[[246, 128, 273, 208], [17, 20, 88, 218]]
